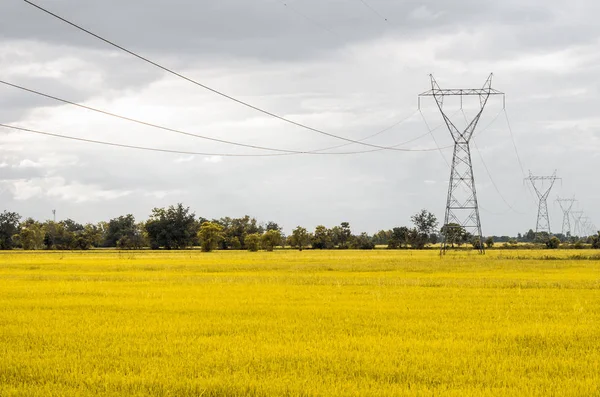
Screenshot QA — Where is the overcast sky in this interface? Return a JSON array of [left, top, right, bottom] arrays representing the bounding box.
[[1, 0, 598, 236]]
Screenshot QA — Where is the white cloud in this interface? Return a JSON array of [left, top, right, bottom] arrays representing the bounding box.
[[2, 177, 132, 203]]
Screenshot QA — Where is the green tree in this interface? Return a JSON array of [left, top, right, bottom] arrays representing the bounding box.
[[43, 221, 73, 250], [372, 230, 391, 246], [524, 229, 536, 242], [104, 214, 137, 247], [353, 232, 375, 250], [440, 223, 466, 248], [198, 222, 223, 252], [0, 211, 21, 250], [18, 218, 45, 250], [338, 222, 352, 249], [485, 237, 494, 248], [261, 230, 282, 252], [388, 227, 410, 249], [591, 232, 600, 249], [246, 233, 261, 252], [312, 225, 332, 249], [546, 236, 561, 249], [409, 210, 438, 249], [290, 226, 310, 251], [145, 204, 198, 249]]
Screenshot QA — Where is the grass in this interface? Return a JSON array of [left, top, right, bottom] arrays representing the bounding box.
[[0, 250, 599, 396]]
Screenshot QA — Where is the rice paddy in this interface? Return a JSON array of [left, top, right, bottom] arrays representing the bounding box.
[[1, 250, 599, 396]]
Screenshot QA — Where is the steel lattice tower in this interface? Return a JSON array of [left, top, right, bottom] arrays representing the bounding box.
[[571, 211, 584, 237], [556, 197, 576, 236], [419, 74, 504, 254], [525, 171, 560, 235]]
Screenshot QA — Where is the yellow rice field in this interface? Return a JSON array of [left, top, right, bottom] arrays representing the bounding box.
[[0, 250, 599, 396]]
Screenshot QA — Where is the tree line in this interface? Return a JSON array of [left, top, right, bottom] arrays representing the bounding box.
[[1, 205, 598, 251]]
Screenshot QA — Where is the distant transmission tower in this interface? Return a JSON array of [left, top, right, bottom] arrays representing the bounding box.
[[572, 211, 584, 237], [556, 197, 576, 236], [525, 171, 560, 235], [419, 73, 504, 254]]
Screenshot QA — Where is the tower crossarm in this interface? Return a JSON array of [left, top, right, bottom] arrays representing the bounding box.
[[419, 88, 504, 96], [422, 73, 503, 143]]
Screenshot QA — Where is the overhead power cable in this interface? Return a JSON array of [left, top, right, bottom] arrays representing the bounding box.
[[0, 123, 284, 157], [357, 0, 389, 22], [277, 0, 336, 36], [0, 79, 447, 154], [24, 0, 418, 152], [473, 140, 526, 215], [0, 120, 451, 158]]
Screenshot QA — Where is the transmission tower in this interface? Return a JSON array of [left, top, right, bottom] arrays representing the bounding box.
[[525, 171, 560, 235], [419, 73, 505, 254], [572, 211, 584, 237], [556, 197, 576, 236]]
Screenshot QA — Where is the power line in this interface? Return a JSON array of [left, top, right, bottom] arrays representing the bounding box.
[[503, 109, 526, 177], [419, 109, 450, 168], [0, 119, 451, 158], [0, 79, 447, 154], [0, 80, 297, 154], [23, 0, 417, 152], [503, 108, 538, 206], [472, 139, 526, 215], [357, 0, 388, 22], [277, 0, 336, 36], [0, 123, 283, 157]]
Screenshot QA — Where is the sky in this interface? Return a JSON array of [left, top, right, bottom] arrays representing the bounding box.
[[0, 0, 599, 236]]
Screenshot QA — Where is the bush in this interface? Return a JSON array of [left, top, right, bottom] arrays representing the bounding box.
[[245, 233, 261, 252], [545, 236, 561, 250]]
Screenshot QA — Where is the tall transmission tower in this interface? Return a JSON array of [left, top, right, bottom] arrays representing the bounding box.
[[525, 171, 560, 235], [419, 73, 505, 254], [556, 197, 576, 236]]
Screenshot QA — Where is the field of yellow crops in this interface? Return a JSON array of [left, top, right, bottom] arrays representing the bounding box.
[[1, 250, 599, 396]]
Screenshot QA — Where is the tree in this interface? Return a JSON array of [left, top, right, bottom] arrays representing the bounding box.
[[104, 214, 137, 247], [412, 210, 439, 235], [338, 222, 352, 249], [546, 236, 561, 249], [429, 233, 439, 245], [289, 226, 310, 251], [0, 211, 21, 250], [261, 230, 282, 252], [246, 233, 261, 252], [43, 221, 72, 250], [409, 210, 438, 249], [472, 238, 483, 250], [372, 230, 391, 246], [312, 225, 332, 249], [525, 229, 536, 242], [485, 237, 494, 248], [265, 222, 282, 232], [388, 227, 410, 249], [217, 215, 263, 250], [591, 232, 600, 249], [145, 204, 198, 249], [18, 218, 45, 250], [198, 222, 223, 252], [353, 232, 375, 250], [440, 223, 466, 248]]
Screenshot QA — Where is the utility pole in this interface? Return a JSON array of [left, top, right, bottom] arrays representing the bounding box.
[[419, 73, 504, 254], [524, 171, 560, 236], [556, 197, 576, 237]]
